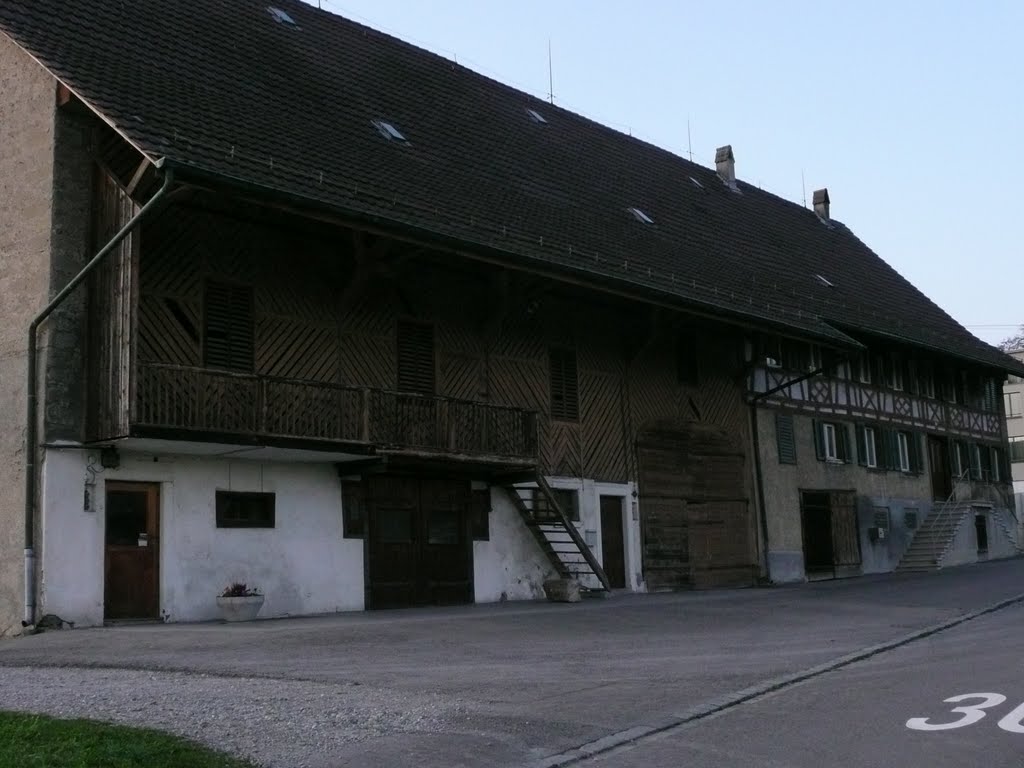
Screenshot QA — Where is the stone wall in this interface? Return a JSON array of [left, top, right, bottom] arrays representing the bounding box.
[[0, 35, 58, 635]]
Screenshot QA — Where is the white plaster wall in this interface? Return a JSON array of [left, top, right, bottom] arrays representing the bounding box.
[[40, 449, 364, 626], [473, 487, 552, 603], [942, 512, 980, 569], [474, 478, 642, 602]]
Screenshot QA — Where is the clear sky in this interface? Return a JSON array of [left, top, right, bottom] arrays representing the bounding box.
[[306, 0, 1022, 346]]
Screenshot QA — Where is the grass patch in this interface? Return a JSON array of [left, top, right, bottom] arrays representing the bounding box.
[[0, 711, 258, 768]]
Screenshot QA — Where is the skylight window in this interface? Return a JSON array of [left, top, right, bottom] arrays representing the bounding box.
[[372, 120, 408, 142], [689, 177, 703, 189], [267, 6, 296, 25], [526, 108, 548, 124], [627, 207, 654, 224], [815, 274, 834, 288]]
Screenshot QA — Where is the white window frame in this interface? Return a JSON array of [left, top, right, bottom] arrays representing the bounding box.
[[888, 359, 904, 391], [822, 423, 839, 461], [856, 356, 871, 384], [862, 427, 877, 468], [921, 367, 936, 398], [1005, 392, 1022, 418], [1010, 437, 1024, 463], [807, 344, 822, 371], [897, 432, 911, 472]]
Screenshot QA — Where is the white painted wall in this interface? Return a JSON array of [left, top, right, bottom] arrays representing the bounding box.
[[473, 487, 552, 603], [41, 450, 642, 625], [40, 449, 364, 626], [474, 478, 643, 602]]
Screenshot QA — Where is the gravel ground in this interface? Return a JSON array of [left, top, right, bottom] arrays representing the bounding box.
[[0, 665, 467, 768]]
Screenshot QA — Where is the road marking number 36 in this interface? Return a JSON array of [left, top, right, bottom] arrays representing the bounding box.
[[907, 694, 1024, 733]]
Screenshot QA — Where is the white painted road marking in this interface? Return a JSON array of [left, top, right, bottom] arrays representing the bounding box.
[[907, 693, 1024, 733]]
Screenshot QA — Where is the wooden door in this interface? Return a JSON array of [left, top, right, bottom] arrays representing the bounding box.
[[599, 496, 627, 589], [419, 478, 472, 605], [828, 491, 861, 568], [104, 482, 160, 620], [928, 436, 952, 500], [367, 476, 419, 609], [800, 491, 834, 573]]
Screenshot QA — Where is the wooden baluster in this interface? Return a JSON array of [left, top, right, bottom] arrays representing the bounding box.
[[360, 388, 371, 442]]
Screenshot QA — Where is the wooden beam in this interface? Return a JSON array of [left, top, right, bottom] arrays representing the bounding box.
[[124, 157, 150, 197], [56, 83, 74, 108]]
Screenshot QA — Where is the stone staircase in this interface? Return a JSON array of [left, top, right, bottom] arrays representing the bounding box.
[[991, 508, 1024, 555], [896, 501, 975, 572]]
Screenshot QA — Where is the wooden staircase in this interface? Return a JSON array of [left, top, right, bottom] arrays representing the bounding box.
[[500, 473, 612, 594], [896, 501, 975, 572]]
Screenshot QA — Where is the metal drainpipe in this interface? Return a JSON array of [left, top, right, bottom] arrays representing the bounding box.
[[22, 169, 174, 626]]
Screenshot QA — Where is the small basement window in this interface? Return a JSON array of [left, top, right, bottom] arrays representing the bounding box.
[[216, 491, 275, 529], [526, 108, 547, 124], [372, 120, 407, 142], [267, 6, 296, 25], [627, 207, 654, 224]]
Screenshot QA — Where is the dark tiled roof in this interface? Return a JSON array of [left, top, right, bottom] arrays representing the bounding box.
[[2, 0, 1020, 373]]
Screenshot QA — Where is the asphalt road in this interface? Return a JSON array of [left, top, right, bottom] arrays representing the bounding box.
[[588, 602, 1024, 768], [1, 558, 1023, 767]]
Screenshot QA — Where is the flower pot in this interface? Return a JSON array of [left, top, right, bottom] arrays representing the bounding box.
[[216, 594, 265, 622]]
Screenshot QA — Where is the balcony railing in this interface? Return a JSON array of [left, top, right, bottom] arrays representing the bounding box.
[[134, 363, 539, 461]]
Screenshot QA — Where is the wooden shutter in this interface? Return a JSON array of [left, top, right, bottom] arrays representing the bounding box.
[[549, 348, 579, 421], [908, 432, 923, 474], [204, 280, 254, 371], [855, 425, 867, 466], [812, 419, 825, 460], [969, 442, 982, 480], [396, 320, 435, 394], [775, 413, 797, 464], [880, 429, 898, 471], [838, 424, 852, 463]]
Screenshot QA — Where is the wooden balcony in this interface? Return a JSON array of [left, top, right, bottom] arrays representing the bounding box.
[[130, 363, 539, 462]]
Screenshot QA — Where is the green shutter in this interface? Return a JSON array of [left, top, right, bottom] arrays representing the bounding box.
[[775, 413, 797, 464], [969, 443, 982, 480], [882, 430, 899, 471], [812, 419, 825, 461], [855, 425, 866, 466], [839, 424, 852, 463], [909, 432, 923, 474]]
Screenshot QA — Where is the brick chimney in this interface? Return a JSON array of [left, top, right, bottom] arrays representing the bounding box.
[[813, 188, 830, 221]]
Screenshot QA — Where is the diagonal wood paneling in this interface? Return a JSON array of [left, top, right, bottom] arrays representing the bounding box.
[[581, 369, 627, 481], [257, 318, 338, 382]]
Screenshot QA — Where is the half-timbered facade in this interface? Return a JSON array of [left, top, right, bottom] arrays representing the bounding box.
[[1, 1, 1021, 632]]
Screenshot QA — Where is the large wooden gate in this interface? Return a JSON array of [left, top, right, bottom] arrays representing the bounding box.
[[800, 490, 860, 577], [637, 424, 755, 590], [366, 475, 473, 608]]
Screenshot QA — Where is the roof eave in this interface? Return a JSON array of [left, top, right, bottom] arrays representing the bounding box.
[[159, 157, 865, 352]]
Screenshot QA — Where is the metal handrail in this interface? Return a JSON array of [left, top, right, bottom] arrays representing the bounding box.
[[929, 468, 972, 558]]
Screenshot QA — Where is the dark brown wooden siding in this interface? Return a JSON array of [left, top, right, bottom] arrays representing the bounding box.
[[133, 202, 750, 486], [86, 170, 138, 440]]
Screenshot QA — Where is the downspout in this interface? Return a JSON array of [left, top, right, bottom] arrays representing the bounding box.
[[747, 364, 828, 582], [22, 169, 174, 626]]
